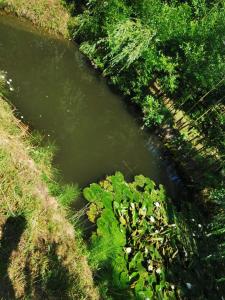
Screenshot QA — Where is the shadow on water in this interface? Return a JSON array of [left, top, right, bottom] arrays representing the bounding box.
[[0, 216, 26, 299]]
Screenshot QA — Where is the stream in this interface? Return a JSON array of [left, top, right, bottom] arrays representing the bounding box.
[[0, 14, 182, 198]]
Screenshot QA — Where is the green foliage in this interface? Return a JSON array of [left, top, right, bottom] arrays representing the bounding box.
[[49, 181, 80, 208], [143, 96, 165, 126], [68, 0, 225, 132], [0, 0, 6, 8], [209, 186, 225, 240], [84, 172, 196, 299], [103, 19, 155, 73], [210, 187, 225, 206], [206, 187, 225, 287], [73, 2, 223, 93]]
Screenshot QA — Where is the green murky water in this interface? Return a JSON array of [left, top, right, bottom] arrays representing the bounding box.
[[0, 15, 179, 195]]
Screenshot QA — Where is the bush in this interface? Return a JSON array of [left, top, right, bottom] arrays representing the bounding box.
[[143, 96, 165, 126]]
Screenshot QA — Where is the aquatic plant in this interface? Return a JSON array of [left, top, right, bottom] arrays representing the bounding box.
[[84, 172, 196, 299]]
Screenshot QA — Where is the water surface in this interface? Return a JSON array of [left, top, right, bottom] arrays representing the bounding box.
[[0, 15, 178, 195]]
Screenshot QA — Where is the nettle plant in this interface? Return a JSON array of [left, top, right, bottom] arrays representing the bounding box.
[[84, 172, 195, 299]]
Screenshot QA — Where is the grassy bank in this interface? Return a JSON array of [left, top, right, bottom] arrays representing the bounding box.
[[0, 74, 98, 299], [1, 0, 69, 36]]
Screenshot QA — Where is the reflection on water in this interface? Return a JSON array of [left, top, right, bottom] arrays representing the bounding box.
[[0, 15, 179, 196]]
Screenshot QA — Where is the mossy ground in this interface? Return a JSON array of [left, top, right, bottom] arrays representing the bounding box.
[[0, 75, 99, 299]]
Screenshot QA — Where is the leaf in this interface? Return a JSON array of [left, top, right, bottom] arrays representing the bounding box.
[[119, 215, 127, 225], [83, 184, 103, 204], [134, 174, 147, 188], [112, 256, 129, 288], [129, 252, 143, 270], [87, 203, 101, 223], [101, 190, 113, 208], [136, 289, 154, 300]]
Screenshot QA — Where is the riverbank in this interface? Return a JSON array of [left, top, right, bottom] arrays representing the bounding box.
[[0, 76, 98, 299], [0, 0, 69, 36]]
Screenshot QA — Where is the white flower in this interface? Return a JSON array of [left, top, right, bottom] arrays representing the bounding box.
[[9, 87, 14, 91], [185, 282, 192, 289], [192, 233, 196, 237], [154, 202, 160, 207], [148, 265, 153, 271], [171, 284, 175, 290], [191, 218, 195, 222], [9, 79, 12, 82], [198, 224, 202, 228], [155, 230, 159, 234], [125, 247, 132, 254], [130, 203, 135, 209], [156, 268, 161, 274], [150, 216, 155, 223], [21, 116, 24, 119]]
